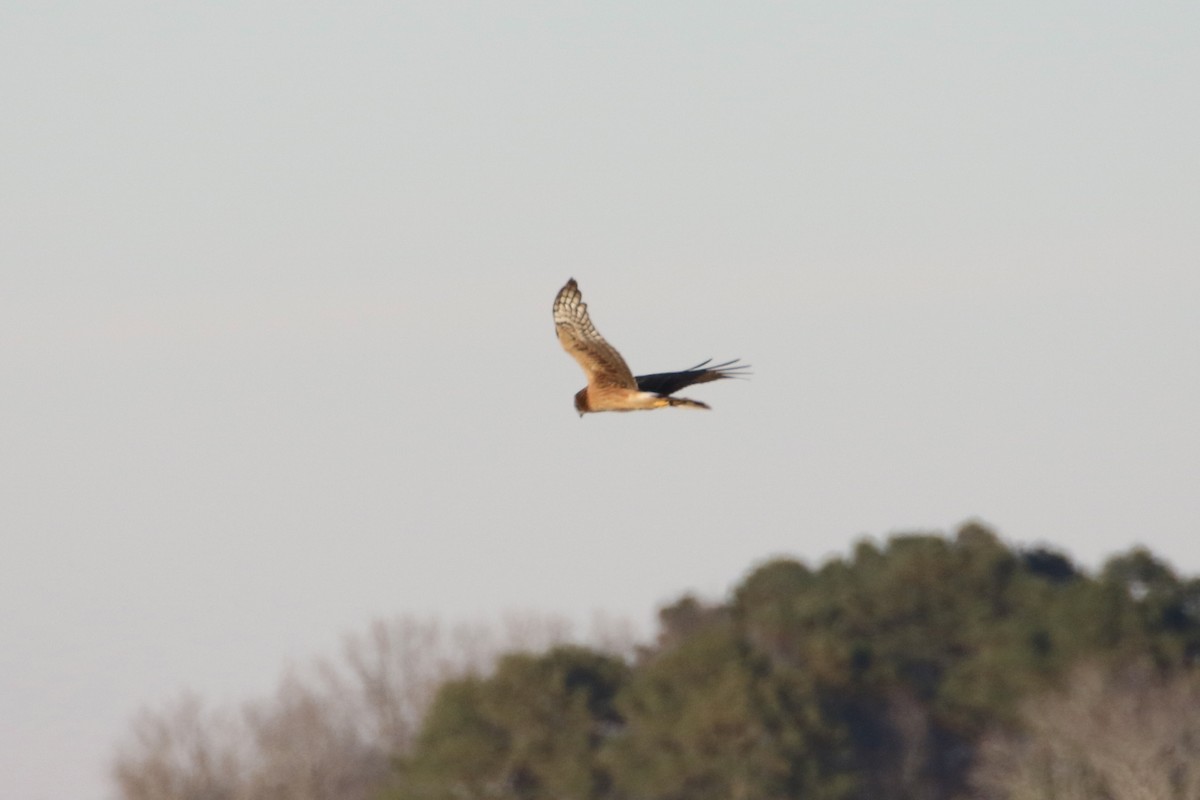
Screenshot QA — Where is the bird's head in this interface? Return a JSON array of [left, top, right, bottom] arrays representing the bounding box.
[[573, 389, 590, 417]]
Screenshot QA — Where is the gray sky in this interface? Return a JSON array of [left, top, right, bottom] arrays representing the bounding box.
[[3, 3, 1198, 798]]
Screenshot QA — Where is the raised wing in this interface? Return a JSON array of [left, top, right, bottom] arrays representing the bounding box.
[[553, 279, 637, 389], [635, 359, 750, 396]]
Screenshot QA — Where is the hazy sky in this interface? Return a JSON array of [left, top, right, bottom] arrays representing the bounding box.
[[3, 3, 1198, 798]]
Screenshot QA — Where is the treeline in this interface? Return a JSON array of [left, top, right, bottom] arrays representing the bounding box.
[[113, 524, 1200, 800]]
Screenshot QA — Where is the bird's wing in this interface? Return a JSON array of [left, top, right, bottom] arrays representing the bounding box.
[[635, 359, 751, 396], [553, 279, 637, 389]]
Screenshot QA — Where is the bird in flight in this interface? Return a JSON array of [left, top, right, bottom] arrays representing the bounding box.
[[553, 278, 749, 416]]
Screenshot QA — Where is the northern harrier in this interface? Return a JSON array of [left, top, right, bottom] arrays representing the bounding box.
[[553, 278, 749, 416]]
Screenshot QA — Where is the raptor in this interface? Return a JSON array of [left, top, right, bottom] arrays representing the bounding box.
[[553, 278, 749, 415]]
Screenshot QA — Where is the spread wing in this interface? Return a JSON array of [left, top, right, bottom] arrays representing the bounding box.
[[635, 359, 751, 396], [553, 279, 637, 389]]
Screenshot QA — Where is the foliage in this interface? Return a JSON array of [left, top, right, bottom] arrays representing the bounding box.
[[111, 614, 578, 800], [393, 646, 628, 800], [388, 525, 1200, 800], [609, 609, 855, 800], [113, 528, 1200, 800]]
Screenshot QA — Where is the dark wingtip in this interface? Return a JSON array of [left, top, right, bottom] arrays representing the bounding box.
[[707, 359, 752, 379], [555, 278, 580, 309]]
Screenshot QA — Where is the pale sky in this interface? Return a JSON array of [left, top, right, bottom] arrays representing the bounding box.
[[3, 3, 1198, 798]]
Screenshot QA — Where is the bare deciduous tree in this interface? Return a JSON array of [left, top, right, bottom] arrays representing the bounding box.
[[111, 612, 633, 800], [972, 661, 1200, 800], [112, 693, 248, 800], [242, 669, 385, 800]]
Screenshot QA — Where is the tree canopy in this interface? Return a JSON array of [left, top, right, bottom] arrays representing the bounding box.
[[386, 524, 1200, 800], [111, 526, 1200, 800]]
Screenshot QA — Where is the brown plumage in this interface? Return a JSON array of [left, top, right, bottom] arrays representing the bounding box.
[[553, 278, 749, 416]]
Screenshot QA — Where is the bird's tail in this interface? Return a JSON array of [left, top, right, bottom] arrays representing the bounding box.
[[660, 395, 710, 410]]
